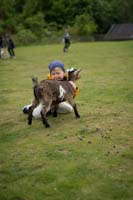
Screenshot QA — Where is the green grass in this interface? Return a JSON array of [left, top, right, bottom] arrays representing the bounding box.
[[0, 41, 133, 200]]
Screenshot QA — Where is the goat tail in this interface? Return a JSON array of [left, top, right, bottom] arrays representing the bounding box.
[[32, 76, 38, 87], [32, 76, 39, 101]]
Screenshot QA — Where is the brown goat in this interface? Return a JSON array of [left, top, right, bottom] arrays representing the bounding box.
[[28, 68, 81, 128]]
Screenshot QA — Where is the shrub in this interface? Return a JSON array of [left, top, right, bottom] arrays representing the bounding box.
[[15, 28, 37, 45], [24, 12, 45, 38], [72, 14, 97, 37]]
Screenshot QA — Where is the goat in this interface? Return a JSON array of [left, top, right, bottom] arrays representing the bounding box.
[[28, 68, 81, 128]]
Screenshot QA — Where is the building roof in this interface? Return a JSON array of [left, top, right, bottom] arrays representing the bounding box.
[[104, 23, 133, 40]]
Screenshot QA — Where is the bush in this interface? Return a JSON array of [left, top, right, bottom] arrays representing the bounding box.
[[72, 14, 97, 37], [15, 28, 37, 45], [24, 12, 45, 38]]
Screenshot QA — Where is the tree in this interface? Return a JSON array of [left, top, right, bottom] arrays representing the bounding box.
[[1, 0, 133, 42], [0, 0, 17, 33], [110, 0, 133, 23], [24, 12, 45, 37], [72, 14, 97, 36]]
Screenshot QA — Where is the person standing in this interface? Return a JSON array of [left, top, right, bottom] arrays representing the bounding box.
[[7, 36, 16, 58], [63, 30, 71, 52]]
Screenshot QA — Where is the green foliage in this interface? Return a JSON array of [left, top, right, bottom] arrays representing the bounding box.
[[22, 0, 39, 17], [0, 0, 15, 19], [15, 28, 38, 45], [0, 0, 133, 43], [0, 0, 18, 33], [110, 0, 133, 21], [0, 20, 5, 33], [72, 14, 97, 36], [24, 12, 45, 37], [88, 0, 114, 33]]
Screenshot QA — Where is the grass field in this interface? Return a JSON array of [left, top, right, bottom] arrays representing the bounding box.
[[0, 41, 133, 200]]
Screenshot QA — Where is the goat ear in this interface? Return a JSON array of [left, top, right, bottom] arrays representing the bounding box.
[[75, 68, 81, 80], [77, 68, 81, 72]]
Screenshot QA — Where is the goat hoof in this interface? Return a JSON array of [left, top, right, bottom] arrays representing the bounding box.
[[45, 124, 50, 128], [76, 115, 80, 118]]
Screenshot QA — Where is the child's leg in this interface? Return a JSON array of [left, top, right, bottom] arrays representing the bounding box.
[[23, 103, 42, 118], [57, 102, 73, 113], [23, 101, 73, 117], [32, 103, 43, 118]]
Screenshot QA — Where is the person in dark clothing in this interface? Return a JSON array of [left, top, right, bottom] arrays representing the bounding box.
[[7, 37, 16, 58], [63, 31, 71, 52]]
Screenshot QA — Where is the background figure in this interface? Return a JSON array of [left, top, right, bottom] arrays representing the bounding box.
[[7, 36, 16, 58], [63, 30, 71, 52], [0, 36, 9, 59]]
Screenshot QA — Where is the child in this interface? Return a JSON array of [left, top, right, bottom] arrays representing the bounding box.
[[23, 60, 79, 118], [63, 31, 71, 52]]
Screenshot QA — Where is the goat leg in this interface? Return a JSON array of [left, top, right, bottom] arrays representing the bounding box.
[[68, 99, 80, 118], [73, 103, 80, 118], [52, 109, 57, 117], [28, 106, 33, 125], [41, 111, 50, 128], [40, 100, 52, 127], [51, 104, 58, 117], [27, 100, 39, 125]]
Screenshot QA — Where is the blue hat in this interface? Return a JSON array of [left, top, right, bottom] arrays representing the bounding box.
[[48, 60, 65, 73]]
